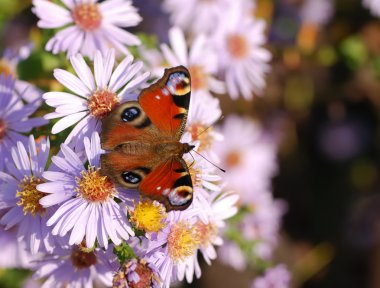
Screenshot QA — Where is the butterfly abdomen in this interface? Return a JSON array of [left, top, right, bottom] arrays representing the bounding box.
[[119, 142, 151, 156]]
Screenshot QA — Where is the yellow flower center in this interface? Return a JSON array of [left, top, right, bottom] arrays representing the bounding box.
[[187, 123, 213, 151], [0, 119, 7, 140], [75, 166, 116, 202], [226, 34, 249, 59], [16, 176, 46, 216], [225, 151, 241, 168], [189, 65, 208, 90], [0, 60, 14, 78], [130, 200, 167, 233], [70, 246, 97, 269], [195, 221, 218, 248], [88, 89, 119, 119], [167, 221, 200, 262], [189, 166, 201, 188], [72, 3, 102, 31]]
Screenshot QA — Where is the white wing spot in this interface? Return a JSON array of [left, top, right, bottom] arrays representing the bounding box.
[[155, 95, 161, 100]]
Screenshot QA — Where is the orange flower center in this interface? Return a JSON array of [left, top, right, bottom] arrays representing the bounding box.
[[225, 151, 241, 168], [0, 119, 7, 140], [70, 246, 97, 269], [72, 3, 102, 31], [226, 34, 249, 59], [188, 123, 213, 151], [189, 65, 208, 90], [195, 221, 218, 248], [88, 89, 119, 119], [75, 166, 116, 202]]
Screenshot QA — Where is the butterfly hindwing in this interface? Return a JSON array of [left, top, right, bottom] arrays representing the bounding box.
[[139, 157, 193, 211]]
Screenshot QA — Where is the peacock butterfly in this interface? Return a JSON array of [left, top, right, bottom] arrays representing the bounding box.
[[100, 66, 194, 211]]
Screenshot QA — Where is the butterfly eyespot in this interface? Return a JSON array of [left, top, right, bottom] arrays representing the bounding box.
[[122, 171, 142, 184], [167, 72, 190, 96], [121, 107, 141, 122]]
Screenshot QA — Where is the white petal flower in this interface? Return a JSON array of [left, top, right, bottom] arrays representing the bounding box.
[[363, 0, 380, 17], [43, 49, 149, 151], [32, 0, 142, 58], [37, 132, 134, 249], [211, 3, 271, 99]]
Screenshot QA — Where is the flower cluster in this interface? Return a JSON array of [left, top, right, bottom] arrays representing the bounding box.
[[0, 0, 291, 287]]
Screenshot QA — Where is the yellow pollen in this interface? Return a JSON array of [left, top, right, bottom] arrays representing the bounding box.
[[70, 246, 97, 269], [130, 200, 167, 233], [189, 65, 208, 90], [225, 151, 241, 168], [0, 119, 7, 140], [226, 34, 249, 59], [72, 3, 102, 31], [189, 166, 201, 188], [88, 89, 119, 119], [188, 123, 213, 151], [0, 60, 15, 78], [75, 166, 115, 202], [16, 176, 46, 216], [195, 221, 218, 248], [167, 221, 200, 262]]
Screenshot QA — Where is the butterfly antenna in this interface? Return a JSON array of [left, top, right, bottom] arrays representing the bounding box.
[[196, 115, 225, 138], [192, 150, 226, 173]]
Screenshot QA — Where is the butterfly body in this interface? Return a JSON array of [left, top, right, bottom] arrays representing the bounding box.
[[100, 66, 194, 211]]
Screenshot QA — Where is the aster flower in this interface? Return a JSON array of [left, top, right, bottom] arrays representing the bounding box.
[[113, 258, 161, 288], [37, 132, 134, 249], [217, 240, 247, 271], [0, 135, 54, 254], [300, 0, 334, 25], [0, 44, 42, 103], [363, 0, 380, 17], [180, 191, 239, 283], [43, 49, 149, 150], [162, 0, 254, 35], [32, 244, 118, 287], [146, 209, 201, 288], [241, 192, 286, 260], [251, 264, 291, 288], [0, 75, 46, 171], [213, 115, 278, 204], [211, 3, 271, 99], [32, 0, 142, 58], [159, 27, 225, 96]]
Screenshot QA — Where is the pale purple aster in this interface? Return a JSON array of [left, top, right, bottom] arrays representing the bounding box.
[[0, 75, 46, 171], [0, 228, 42, 269], [0, 135, 55, 254], [32, 244, 118, 288], [32, 0, 142, 58], [241, 192, 287, 260], [0, 44, 42, 103], [300, 0, 334, 25], [159, 27, 225, 95], [162, 0, 254, 35], [180, 191, 239, 283], [213, 115, 278, 205], [251, 264, 291, 288], [146, 209, 201, 288], [43, 49, 149, 151], [37, 132, 134, 249], [363, 0, 380, 17], [211, 2, 271, 99], [218, 240, 247, 271]]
